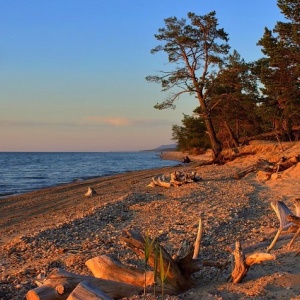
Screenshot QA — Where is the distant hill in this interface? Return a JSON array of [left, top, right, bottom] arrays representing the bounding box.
[[152, 144, 177, 151]]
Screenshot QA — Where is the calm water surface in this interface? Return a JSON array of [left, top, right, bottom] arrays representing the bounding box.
[[0, 152, 179, 197]]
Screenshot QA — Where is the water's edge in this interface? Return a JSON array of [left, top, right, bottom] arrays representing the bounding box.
[[0, 152, 180, 198]]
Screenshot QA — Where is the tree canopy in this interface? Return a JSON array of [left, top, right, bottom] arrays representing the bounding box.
[[146, 11, 230, 159], [147, 1, 300, 154], [256, 0, 300, 140]]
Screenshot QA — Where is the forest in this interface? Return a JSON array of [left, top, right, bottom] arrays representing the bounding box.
[[146, 0, 300, 159]]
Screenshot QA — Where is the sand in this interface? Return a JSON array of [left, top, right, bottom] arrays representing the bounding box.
[[1, 142, 300, 299]]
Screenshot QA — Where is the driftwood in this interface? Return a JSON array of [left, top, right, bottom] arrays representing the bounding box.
[[67, 281, 112, 300], [148, 171, 201, 188], [192, 215, 203, 259], [151, 176, 171, 188], [275, 156, 300, 172], [85, 255, 154, 288], [26, 268, 142, 300], [121, 229, 190, 293], [84, 187, 97, 197], [234, 155, 299, 180], [27, 213, 279, 299], [233, 165, 256, 179], [286, 213, 300, 249], [228, 241, 276, 283], [26, 219, 205, 299], [267, 199, 300, 252]]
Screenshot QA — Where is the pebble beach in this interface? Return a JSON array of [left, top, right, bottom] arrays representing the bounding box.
[[1, 144, 300, 299]]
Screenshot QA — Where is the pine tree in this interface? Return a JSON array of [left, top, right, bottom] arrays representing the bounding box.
[[146, 11, 230, 160]]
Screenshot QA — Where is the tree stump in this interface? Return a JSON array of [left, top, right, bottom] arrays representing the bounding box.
[[121, 229, 192, 294], [228, 241, 275, 283]]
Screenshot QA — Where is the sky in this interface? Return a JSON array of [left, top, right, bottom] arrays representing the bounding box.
[[0, 0, 284, 152]]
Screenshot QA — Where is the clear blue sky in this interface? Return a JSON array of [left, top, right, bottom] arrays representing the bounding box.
[[0, 0, 283, 151]]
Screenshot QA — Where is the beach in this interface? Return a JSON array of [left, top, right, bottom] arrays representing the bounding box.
[[1, 143, 300, 299]]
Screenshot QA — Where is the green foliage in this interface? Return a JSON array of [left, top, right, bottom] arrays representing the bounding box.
[[172, 114, 210, 152], [159, 247, 170, 300], [143, 232, 156, 298], [149, 3, 300, 152], [142, 232, 170, 300], [278, 0, 300, 22], [255, 0, 300, 140], [153, 242, 159, 297], [207, 50, 260, 145], [146, 10, 230, 157]]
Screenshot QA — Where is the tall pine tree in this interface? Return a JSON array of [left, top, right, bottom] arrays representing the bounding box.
[[257, 0, 300, 140]]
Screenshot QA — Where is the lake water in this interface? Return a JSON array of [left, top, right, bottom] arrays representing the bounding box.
[[0, 152, 179, 197]]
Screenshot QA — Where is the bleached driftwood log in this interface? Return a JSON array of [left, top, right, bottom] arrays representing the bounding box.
[[233, 165, 256, 179], [147, 171, 201, 188], [26, 268, 142, 300], [151, 176, 171, 188], [66, 281, 112, 300], [84, 187, 97, 197], [286, 214, 300, 249], [85, 255, 154, 287], [235, 156, 299, 181], [267, 199, 300, 252], [192, 215, 203, 259]]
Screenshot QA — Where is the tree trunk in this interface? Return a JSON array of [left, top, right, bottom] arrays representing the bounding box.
[[196, 91, 222, 161], [203, 115, 222, 161], [224, 121, 239, 148]]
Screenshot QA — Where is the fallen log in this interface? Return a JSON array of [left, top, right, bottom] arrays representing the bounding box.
[[148, 171, 201, 188], [233, 165, 256, 179], [151, 176, 171, 188], [66, 281, 112, 300], [26, 268, 143, 300], [275, 156, 299, 172], [27, 213, 278, 300], [85, 255, 154, 288]]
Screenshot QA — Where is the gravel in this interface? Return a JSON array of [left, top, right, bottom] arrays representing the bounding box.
[[0, 162, 277, 299]]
